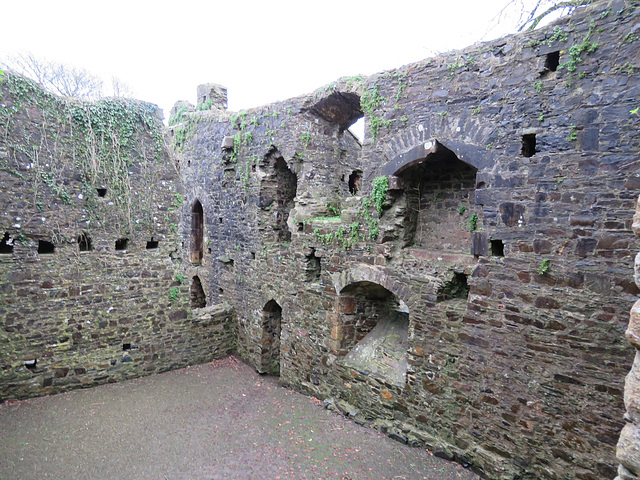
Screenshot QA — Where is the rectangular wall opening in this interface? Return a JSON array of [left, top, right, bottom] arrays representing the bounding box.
[[38, 240, 55, 254], [0, 232, 13, 254], [115, 238, 128, 251], [491, 239, 505, 257]]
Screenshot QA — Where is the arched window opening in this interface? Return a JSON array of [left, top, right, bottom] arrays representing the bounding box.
[[260, 300, 282, 376], [190, 275, 206, 309], [397, 142, 478, 251], [190, 200, 204, 264], [335, 281, 409, 387]]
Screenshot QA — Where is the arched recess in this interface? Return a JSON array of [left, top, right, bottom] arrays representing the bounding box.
[[259, 149, 297, 241], [259, 300, 282, 376], [391, 140, 479, 250], [190, 199, 204, 264], [333, 281, 409, 387], [190, 275, 206, 309]]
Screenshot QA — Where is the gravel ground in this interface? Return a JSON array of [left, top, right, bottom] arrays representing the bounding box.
[[0, 356, 480, 480]]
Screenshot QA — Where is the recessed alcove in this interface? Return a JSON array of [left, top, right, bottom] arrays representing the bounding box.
[[336, 281, 409, 387], [260, 300, 282, 375], [190, 275, 206, 308], [396, 142, 478, 252], [24, 359, 38, 372], [304, 248, 321, 281], [437, 272, 470, 302], [146, 238, 159, 249]]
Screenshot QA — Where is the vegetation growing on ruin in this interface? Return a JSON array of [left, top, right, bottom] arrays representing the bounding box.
[[0, 72, 169, 235]]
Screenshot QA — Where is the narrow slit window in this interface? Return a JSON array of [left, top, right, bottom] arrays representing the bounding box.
[[191, 200, 204, 264]]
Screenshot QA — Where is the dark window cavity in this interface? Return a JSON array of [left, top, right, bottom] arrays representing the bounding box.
[[348, 170, 362, 195], [78, 233, 93, 252], [115, 238, 128, 251], [491, 239, 505, 257], [191, 200, 204, 264], [38, 240, 55, 254], [521, 134, 536, 157], [0, 232, 13, 254]]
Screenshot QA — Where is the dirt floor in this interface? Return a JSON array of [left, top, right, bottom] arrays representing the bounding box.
[[0, 356, 480, 480]]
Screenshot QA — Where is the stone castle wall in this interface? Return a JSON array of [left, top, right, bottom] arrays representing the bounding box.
[[172, 1, 639, 478], [0, 74, 235, 401], [0, 1, 639, 479]]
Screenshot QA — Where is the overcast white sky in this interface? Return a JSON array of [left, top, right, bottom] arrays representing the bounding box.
[[0, 1, 551, 120]]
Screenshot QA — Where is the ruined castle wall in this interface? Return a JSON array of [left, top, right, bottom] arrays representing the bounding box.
[[0, 74, 234, 401], [176, 1, 640, 478]]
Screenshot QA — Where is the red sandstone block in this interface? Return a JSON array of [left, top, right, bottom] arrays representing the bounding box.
[[337, 296, 355, 314]]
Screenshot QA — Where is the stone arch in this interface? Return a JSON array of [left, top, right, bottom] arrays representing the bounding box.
[[380, 139, 481, 250], [333, 280, 409, 387], [306, 86, 363, 133], [190, 199, 204, 264], [259, 299, 282, 376]]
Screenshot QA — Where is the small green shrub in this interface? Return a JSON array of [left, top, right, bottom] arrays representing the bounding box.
[[538, 259, 551, 275]]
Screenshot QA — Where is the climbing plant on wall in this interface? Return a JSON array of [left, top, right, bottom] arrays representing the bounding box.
[[0, 72, 167, 235]]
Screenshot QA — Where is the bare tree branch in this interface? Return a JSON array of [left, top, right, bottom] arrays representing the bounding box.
[[0, 52, 104, 99]]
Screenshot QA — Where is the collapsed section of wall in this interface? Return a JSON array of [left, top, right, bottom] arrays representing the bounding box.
[[0, 74, 235, 401]]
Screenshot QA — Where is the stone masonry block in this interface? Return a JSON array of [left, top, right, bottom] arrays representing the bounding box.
[[331, 325, 344, 341], [618, 423, 640, 476], [633, 195, 640, 237], [627, 300, 640, 350], [337, 296, 355, 314], [625, 351, 640, 424]]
